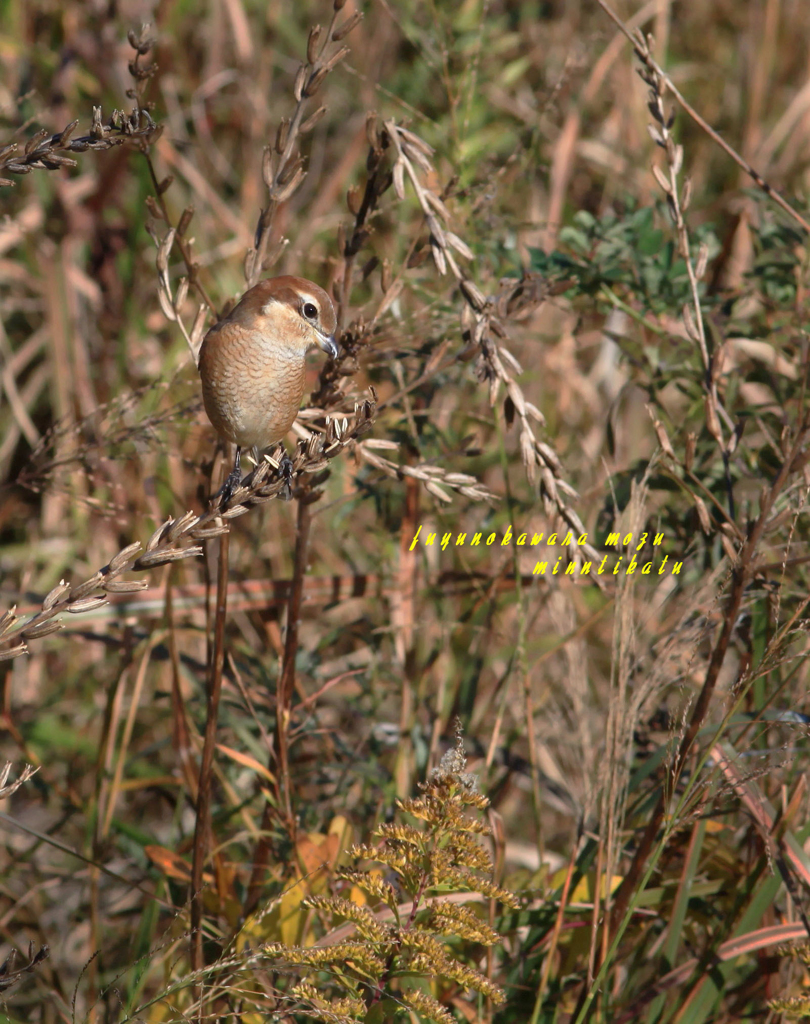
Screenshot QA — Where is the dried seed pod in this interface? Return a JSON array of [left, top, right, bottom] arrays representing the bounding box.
[[347, 185, 362, 215], [333, 11, 363, 40], [684, 431, 696, 472], [307, 25, 322, 64], [498, 345, 523, 374], [424, 190, 450, 221], [426, 214, 446, 248], [665, 191, 678, 222], [671, 143, 683, 176], [682, 302, 700, 343], [168, 510, 198, 541], [57, 120, 80, 146], [68, 596, 109, 614], [90, 106, 105, 138], [190, 304, 208, 355], [652, 418, 675, 457], [136, 547, 202, 568], [425, 481, 452, 503], [0, 609, 18, 637], [177, 206, 194, 238], [244, 248, 257, 283], [695, 241, 709, 280], [0, 643, 27, 662], [293, 63, 307, 102], [392, 160, 405, 200], [304, 67, 329, 97], [323, 44, 350, 71], [506, 379, 526, 417], [712, 342, 726, 382], [403, 142, 432, 175], [260, 238, 289, 273], [222, 504, 250, 519], [190, 525, 230, 540], [272, 166, 306, 203], [704, 394, 722, 442], [652, 163, 670, 195], [278, 154, 301, 186], [24, 129, 49, 156], [446, 231, 473, 260], [300, 105, 327, 133], [681, 176, 693, 211], [430, 240, 447, 275], [145, 196, 164, 221], [460, 279, 486, 311], [262, 146, 276, 188], [108, 542, 143, 574], [275, 118, 291, 154], [102, 579, 150, 594], [155, 228, 175, 275], [41, 153, 78, 169], [43, 581, 71, 611], [70, 573, 105, 601], [397, 126, 434, 157], [694, 495, 712, 533], [22, 619, 63, 640], [719, 530, 738, 563], [147, 519, 175, 552]]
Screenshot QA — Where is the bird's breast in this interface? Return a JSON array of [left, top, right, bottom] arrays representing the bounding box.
[[199, 324, 307, 449]]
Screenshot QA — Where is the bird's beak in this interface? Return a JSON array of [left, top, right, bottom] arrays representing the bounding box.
[[317, 332, 338, 359]]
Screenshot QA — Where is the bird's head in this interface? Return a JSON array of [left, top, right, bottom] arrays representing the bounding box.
[[229, 275, 338, 359]]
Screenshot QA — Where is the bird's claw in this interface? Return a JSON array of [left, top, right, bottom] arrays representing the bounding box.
[[279, 453, 294, 501], [216, 465, 242, 507]]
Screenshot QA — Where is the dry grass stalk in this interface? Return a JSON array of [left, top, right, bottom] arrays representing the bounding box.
[[0, 107, 160, 187], [357, 439, 495, 504], [245, 0, 362, 289], [385, 119, 600, 564], [0, 761, 39, 799], [0, 943, 49, 994], [639, 32, 734, 457], [597, 0, 810, 236]]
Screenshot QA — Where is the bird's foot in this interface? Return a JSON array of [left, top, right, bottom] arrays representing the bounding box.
[[213, 447, 243, 507], [214, 465, 242, 507], [279, 453, 294, 501]]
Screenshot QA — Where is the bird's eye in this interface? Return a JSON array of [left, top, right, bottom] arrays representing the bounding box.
[[302, 302, 318, 321]]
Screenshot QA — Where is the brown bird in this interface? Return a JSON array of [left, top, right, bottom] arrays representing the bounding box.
[[198, 275, 338, 498]]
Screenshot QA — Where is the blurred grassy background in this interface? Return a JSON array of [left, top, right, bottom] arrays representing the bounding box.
[[2, 0, 810, 1021]]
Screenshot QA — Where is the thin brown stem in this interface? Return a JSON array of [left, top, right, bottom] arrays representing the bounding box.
[[277, 498, 313, 829], [144, 157, 219, 317], [190, 529, 230, 987], [244, 496, 313, 916]]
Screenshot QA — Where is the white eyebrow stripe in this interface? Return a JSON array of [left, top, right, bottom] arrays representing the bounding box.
[[260, 293, 320, 318]]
